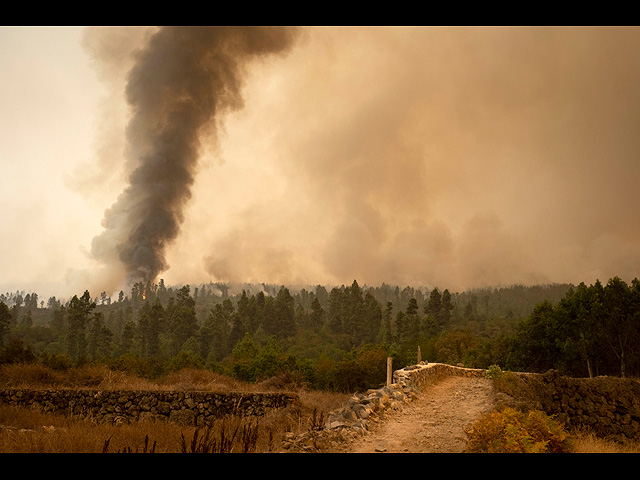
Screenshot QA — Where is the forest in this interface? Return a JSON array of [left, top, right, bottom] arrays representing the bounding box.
[[1, 276, 638, 393]]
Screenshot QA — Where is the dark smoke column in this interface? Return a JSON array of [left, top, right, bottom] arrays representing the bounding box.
[[90, 26, 297, 287]]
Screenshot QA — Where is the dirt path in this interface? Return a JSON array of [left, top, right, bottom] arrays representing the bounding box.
[[345, 375, 496, 453]]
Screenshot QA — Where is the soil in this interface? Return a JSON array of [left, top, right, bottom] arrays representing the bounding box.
[[340, 375, 497, 453]]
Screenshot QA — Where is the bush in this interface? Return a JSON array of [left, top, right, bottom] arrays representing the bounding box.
[[485, 364, 504, 380], [0, 339, 36, 364], [167, 351, 205, 373], [466, 407, 573, 453], [40, 353, 73, 371]]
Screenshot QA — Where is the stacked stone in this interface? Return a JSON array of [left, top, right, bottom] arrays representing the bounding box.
[[506, 370, 640, 441], [282, 362, 488, 451], [0, 389, 298, 426], [282, 381, 419, 452], [322, 362, 485, 434], [325, 381, 419, 432]]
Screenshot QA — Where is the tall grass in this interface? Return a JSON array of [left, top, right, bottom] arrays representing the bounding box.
[[570, 431, 640, 453], [0, 363, 273, 392], [0, 363, 350, 453]]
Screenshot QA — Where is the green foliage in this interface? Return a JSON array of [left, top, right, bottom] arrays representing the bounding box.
[[230, 333, 259, 382], [0, 339, 36, 364], [466, 407, 573, 453], [39, 353, 73, 371], [228, 334, 308, 384], [485, 364, 504, 380], [167, 351, 205, 372], [1, 301, 15, 346], [108, 353, 164, 379], [326, 344, 390, 393], [167, 286, 198, 356], [504, 277, 640, 377], [251, 337, 287, 380], [65, 290, 96, 361], [5, 276, 640, 392]]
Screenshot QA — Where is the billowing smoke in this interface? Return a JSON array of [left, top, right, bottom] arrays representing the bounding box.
[[197, 27, 640, 291], [90, 26, 298, 289]]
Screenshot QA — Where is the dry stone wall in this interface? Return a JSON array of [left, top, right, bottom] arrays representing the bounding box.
[[0, 388, 298, 426], [390, 363, 640, 442], [324, 362, 483, 432], [283, 362, 484, 451], [393, 362, 486, 388], [284, 361, 640, 451], [502, 370, 640, 441]]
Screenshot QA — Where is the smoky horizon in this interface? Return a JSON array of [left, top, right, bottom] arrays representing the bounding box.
[[1, 26, 639, 300]]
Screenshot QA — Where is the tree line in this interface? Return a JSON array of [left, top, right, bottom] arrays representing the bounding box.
[[2, 277, 636, 392], [478, 277, 640, 378]]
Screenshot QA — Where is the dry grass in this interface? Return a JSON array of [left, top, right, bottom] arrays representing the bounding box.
[[0, 363, 278, 392], [0, 402, 334, 453], [8, 363, 639, 453], [0, 363, 349, 453], [0, 405, 184, 453], [570, 431, 640, 453], [0, 363, 152, 390]]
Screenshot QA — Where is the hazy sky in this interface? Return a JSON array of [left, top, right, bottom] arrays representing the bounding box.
[[1, 26, 639, 301]]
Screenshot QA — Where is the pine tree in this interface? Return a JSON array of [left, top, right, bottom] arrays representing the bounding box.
[[87, 312, 113, 360], [167, 286, 197, 356], [66, 291, 96, 361], [0, 302, 11, 347], [309, 297, 325, 332]]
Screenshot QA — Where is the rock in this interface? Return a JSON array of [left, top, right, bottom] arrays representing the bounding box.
[[352, 403, 372, 419], [0, 389, 298, 426]]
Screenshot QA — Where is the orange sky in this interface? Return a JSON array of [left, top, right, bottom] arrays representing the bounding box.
[[1, 26, 639, 300]]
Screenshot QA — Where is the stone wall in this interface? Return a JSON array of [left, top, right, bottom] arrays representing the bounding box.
[[393, 362, 486, 389], [499, 370, 640, 441], [281, 362, 640, 451], [323, 362, 482, 432], [0, 388, 298, 426], [283, 362, 484, 451]]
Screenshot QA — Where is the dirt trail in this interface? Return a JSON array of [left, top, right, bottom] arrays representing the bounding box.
[[345, 375, 496, 453]]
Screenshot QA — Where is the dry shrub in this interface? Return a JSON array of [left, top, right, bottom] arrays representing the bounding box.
[[297, 389, 349, 415], [255, 371, 309, 392], [0, 364, 247, 392], [0, 364, 66, 389], [0, 363, 159, 390], [157, 369, 251, 392], [466, 406, 573, 453], [64, 365, 145, 389]]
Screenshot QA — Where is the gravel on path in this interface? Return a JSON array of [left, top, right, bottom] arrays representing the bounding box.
[[345, 375, 497, 453]]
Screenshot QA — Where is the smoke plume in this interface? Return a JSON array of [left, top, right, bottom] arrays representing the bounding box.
[[90, 26, 298, 289], [198, 27, 640, 291]]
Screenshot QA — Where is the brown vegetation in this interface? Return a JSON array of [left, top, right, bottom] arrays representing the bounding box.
[[483, 367, 640, 453], [3, 363, 640, 453], [570, 431, 640, 453], [0, 363, 349, 453]]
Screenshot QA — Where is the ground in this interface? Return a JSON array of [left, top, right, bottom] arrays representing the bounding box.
[[339, 375, 497, 453]]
